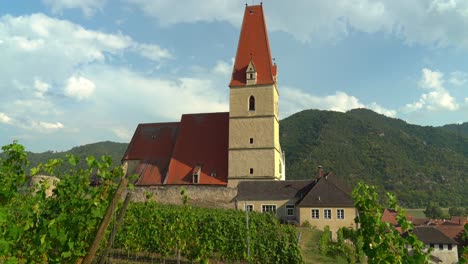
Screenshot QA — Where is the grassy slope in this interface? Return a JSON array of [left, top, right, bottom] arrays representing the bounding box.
[[298, 227, 347, 264]]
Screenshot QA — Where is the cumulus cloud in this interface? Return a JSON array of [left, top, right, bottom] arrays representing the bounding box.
[[281, 87, 395, 118], [406, 68, 459, 111], [42, 0, 107, 17], [126, 0, 468, 48], [64, 75, 96, 100], [0, 112, 12, 124]]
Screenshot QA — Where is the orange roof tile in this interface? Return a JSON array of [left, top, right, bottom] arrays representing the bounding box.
[[229, 4, 276, 87], [165, 112, 229, 185]]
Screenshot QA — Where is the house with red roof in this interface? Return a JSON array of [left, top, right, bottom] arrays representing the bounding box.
[[122, 4, 285, 187]]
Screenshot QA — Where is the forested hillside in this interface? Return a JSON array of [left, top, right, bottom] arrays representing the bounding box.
[[1, 141, 129, 172], [280, 108, 468, 208]]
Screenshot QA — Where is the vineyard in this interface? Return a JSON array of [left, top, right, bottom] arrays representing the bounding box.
[[111, 201, 303, 263], [0, 142, 303, 263]]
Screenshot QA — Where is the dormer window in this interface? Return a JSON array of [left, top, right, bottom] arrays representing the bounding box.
[[249, 96, 255, 111], [193, 164, 202, 184], [246, 60, 257, 85]]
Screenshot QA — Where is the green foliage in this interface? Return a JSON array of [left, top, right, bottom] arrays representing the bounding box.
[[460, 224, 468, 264], [448, 206, 466, 217], [424, 202, 447, 219], [280, 109, 468, 207], [319, 226, 330, 255], [0, 141, 121, 263], [352, 182, 430, 263], [114, 202, 304, 263], [301, 220, 312, 228]]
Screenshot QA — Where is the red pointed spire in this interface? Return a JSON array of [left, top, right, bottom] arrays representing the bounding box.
[[229, 5, 276, 87]]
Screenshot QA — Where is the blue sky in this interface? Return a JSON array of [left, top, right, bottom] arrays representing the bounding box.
[[1, 0, 467, 152]]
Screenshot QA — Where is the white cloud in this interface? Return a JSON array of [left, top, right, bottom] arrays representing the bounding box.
[[126, 0, 468, 48], [31, 121, 64, 132], [0, 112, 12, 124], [449, 71, 467, 86], [367, 102, 397, 118], [34, 79, 50, 98], [212, 60, 232, 76], [112, 127, 132, 141], [419, 68, 444, 90], [86, 65, 228, 121], [406, 68, 459, 112], [64, 75, 96, 100], [136, 43, 172, 61], [281, 87, 396, 118], [42, 0, 107, 17]]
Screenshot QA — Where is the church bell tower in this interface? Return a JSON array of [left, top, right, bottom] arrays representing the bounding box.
[[228, 4, 285, 186]]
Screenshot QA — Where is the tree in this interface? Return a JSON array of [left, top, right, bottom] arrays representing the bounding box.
[[448, 207, 466, 217], [353, 182, 430, 264], [424, 202, 445, 219]]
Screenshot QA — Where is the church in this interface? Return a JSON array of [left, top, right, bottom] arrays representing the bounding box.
[[121, 4, 356, 234], [122, 4, 285, 187]]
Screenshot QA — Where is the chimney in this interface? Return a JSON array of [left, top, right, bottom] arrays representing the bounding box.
[[317, 165, 324, 179]]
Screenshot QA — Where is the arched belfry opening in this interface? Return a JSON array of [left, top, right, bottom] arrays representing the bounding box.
[[249, 96, 255, 111]]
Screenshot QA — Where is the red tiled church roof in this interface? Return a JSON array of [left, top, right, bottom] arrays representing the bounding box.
[[229, 4, 276, 87], [123, 113, 229, 186], [166, 112, 229, 185], [122, 122, 179, 185]]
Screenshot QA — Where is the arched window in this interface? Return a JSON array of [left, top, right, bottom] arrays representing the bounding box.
[[249, 96, 255, 111]]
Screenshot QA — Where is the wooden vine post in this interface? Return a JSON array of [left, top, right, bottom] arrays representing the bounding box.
[[80, 173, 129, 264]]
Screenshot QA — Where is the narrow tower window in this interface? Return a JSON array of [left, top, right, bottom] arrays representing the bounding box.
[[250, 138, 254, 144], [250, 168, 254, 174], [249, 96, 255, 111]]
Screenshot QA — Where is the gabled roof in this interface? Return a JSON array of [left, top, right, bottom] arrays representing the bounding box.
[[404, 226, 458, 245], [165, 112, 229, 185], [229, 4, 276, 87], [236, 180, 316, 201], [298, 174, 354, 207], [122, 122, 179, 185]]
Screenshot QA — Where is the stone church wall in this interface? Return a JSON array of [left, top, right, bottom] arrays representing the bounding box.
[[130, 185, 238, 209]]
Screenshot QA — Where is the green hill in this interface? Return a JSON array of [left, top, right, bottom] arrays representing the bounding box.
[[441, 122, 468, 138], [280, 108, 468, 208], [14, 141, 128, 173]]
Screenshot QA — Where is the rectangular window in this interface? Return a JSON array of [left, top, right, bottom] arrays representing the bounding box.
[[286, 205, 294, 216], [324, 209, 332, 219], [429, 244, 434, 248], [250, 138, 254, 144], [193, 173, 199, 184], [448, 244, 452, 250], [438, 244, 443, 250], [245, 204, 253, 211], [337, 209, 345, 219], [250, 168, 254, 174], [262, 205, 276, 214], [311, 209, 319, 219]]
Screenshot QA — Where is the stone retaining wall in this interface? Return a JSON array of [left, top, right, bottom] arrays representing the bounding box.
[[130, 185, 238, 209]]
